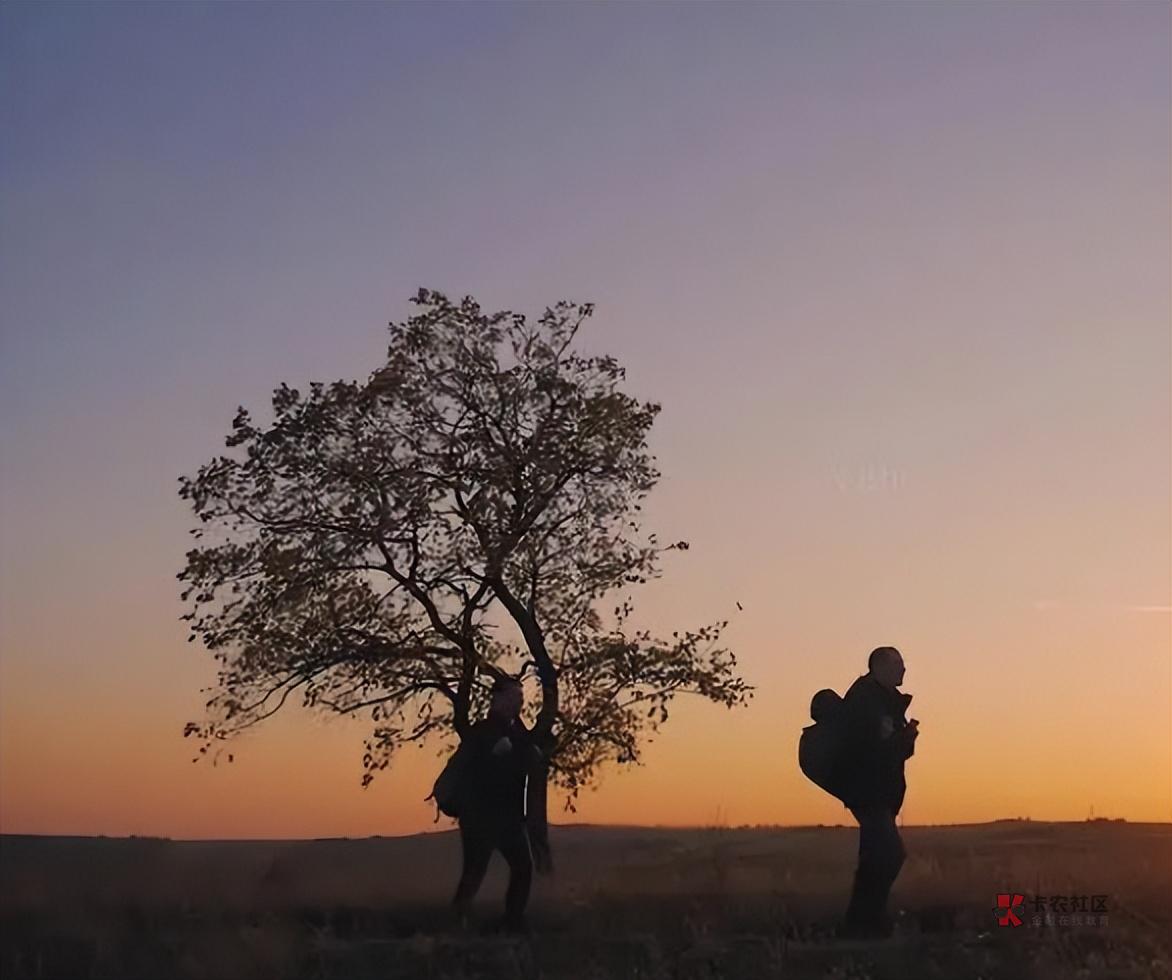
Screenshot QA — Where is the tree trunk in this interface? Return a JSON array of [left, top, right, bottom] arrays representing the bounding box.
[[526, 759, 554, 873], [489, 574, 559, 872]]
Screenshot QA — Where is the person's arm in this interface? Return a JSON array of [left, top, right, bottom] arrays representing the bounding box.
[[515, 720, 548, 768], [841, 687, 882, 754], [892, 718, 919, 759]]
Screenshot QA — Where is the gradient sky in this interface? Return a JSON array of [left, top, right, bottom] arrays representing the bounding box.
[[1, 2, 1169, 839]]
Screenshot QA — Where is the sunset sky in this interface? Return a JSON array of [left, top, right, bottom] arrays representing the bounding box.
[[1, 2, 1169, 839]]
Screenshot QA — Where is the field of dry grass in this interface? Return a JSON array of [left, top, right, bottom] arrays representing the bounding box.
[[2, 820, 1169, 979]]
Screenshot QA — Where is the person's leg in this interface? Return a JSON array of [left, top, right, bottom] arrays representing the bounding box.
[[844, 805, 903, 934], [844, 806, 876, 930], [870, 808, 906, 926], [452, 818, 494, 916], [495, 818, 534, 930]]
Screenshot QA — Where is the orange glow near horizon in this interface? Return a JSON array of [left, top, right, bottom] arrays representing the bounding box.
[[2, 571, 1168, 838]]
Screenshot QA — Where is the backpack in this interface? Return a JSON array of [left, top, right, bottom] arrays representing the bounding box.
[[427, 741, 473, 819], [799, 719, 849, 804]]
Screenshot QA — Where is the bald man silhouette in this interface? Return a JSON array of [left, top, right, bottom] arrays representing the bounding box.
[[835, 646, 919, 939]]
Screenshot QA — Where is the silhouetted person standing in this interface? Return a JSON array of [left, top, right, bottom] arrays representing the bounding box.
[[452, 676, 547, 932], [836, 646, 919, 939]]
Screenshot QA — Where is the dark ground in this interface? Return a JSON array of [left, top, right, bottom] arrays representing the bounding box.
[[2, 820, 1169, 979]]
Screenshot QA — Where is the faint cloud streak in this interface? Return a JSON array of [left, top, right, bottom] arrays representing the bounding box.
[[1032, 599, 1171, 614]]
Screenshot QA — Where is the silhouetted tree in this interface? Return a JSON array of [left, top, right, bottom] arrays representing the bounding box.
[[178, 288, 750, 830]]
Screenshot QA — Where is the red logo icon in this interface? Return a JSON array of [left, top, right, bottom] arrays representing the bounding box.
[[995, 893, 1025, 927]]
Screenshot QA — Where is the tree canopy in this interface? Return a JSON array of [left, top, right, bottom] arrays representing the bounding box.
[[178, 288, 751, 808]]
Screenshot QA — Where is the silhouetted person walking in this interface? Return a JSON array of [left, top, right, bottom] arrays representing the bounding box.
[[452, 676, 548, 933], [836, 646, 919, 939]]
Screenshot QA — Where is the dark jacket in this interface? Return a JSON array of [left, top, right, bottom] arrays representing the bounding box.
[[461, 714, 545, 823], [836, 674, 916, 815]]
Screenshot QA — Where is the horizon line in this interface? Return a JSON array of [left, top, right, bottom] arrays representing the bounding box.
[[3, 816, 1165, 844]]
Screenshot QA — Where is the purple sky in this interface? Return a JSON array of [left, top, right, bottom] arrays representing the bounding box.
[[1, 2, 1169, 836]]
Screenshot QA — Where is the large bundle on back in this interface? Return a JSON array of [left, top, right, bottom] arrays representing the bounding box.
[[798, 688, 850, 804]]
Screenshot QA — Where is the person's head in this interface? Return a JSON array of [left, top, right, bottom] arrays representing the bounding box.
[[810, 688, 843, 723], [867, 646, 906, 689], [489, 676, 524, 720]]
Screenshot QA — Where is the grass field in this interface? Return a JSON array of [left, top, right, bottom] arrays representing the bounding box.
[[2, 820, 1169, 979]]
